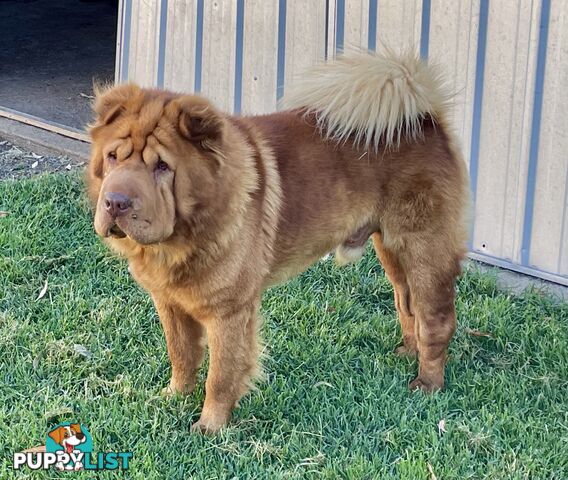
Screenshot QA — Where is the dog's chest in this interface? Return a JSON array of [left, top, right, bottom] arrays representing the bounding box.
[[129, 259, 230, 319]]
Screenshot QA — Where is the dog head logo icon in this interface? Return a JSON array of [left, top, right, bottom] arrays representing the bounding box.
[[46, 422, 93, 471]]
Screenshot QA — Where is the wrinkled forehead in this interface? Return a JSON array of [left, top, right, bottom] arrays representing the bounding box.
[[92, 100, 185, 170], [109, 97, 171, 149]]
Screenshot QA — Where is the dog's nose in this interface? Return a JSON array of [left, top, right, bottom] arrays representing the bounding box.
[[75, 432, 85, 440], [104, 192, 132, 218]]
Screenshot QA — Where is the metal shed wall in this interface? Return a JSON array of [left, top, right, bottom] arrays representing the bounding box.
[[115, 0, 568, 286]]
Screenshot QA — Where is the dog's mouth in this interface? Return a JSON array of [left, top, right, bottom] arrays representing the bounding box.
[[107, 223, 127, 239]]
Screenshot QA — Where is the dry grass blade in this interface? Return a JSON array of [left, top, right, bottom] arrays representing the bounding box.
[[36, 280, 48, 301], [427, 463, 438, 480], [22, 445, 46, 454], [466, 329, 493, 338], [73, 344, 93, 359]]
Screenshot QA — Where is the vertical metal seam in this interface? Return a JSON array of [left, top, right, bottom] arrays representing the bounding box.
[[120, 0, 133, 83], [114, 0, 125, 83], [194, 0, 204, 93], [520, 0, 551, 266], [558, 172, 568, 272], [335, 0, 345, 55], [325, 0, 329, 60], [276, 0, 287, 101], [156, 0, 168, 87], [233, 0, 245, 113], [368, 0, 377, 52], [468, 0, 489, 247], [420, 0, 431, 59]]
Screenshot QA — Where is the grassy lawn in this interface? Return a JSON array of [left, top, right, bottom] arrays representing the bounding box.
[[1, 172, 567, 479]]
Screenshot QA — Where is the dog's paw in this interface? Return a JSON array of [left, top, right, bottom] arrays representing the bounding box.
[[161, 383, 193, 398], [395, 344, 418, 358], [409, 377, 443, 393], [161, 385, 177, 397], [190, 414, 229, 435]]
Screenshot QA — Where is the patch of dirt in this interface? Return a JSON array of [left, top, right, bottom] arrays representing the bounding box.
[[0, 138, 86, 180]]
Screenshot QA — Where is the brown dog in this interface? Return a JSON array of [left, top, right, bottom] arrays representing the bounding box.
[[87, 52, 469, 433]]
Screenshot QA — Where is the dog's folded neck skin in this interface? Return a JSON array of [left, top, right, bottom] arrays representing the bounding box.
[[137, 125, 261, 282]]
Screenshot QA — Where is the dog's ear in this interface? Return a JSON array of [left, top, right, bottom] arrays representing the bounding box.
[[170, 96, 224, 148], [92, 84, 142, 126], [70, 424, 82, 435], [48, 427, 65, 446]]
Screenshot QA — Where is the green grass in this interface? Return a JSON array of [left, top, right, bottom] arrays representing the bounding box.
[[1, 173, 567, 479]]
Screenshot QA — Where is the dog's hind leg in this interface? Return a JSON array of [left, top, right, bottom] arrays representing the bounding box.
[[154, 297, 206, 396], [372, 232, 417, 357], [191, 299, 261, 434], [397, 232, 462, 392]]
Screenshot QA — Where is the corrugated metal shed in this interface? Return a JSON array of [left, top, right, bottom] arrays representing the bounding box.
[[115, 0, 568, 286]]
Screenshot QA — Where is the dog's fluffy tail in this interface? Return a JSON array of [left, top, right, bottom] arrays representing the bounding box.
[[283, 50, 451, 150]]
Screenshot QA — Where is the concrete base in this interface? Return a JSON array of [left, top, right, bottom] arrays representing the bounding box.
[[469, 260, 567, 302], [0, 116, 89, 162]]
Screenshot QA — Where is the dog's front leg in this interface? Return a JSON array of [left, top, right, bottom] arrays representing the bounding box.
[[153, 296, 206, 396], [191, 300, 261, 434]]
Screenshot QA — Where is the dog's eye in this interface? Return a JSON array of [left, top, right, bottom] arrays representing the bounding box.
[[64, 432, 69, 438], [155, 159, 170, 172], [107, 151, 117, 163]]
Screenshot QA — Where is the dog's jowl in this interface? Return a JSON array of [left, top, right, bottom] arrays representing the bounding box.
[[87, 52, 469, 433]]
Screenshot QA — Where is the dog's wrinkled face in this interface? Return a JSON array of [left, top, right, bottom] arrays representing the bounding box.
[[88, 85, 224, 246]]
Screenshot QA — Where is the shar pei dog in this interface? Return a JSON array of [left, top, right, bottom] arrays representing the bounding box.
[[87, 51, 469, 433]]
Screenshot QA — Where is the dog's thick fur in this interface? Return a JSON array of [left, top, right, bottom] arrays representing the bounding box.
[[87, 51, 469, 433]]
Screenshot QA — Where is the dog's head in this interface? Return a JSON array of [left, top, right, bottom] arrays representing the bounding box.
[[48, 424, 86, 451], [88, 84, 231, 247]]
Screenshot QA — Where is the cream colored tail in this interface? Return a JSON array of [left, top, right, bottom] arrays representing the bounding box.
[[283, 50, 451, 150]]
